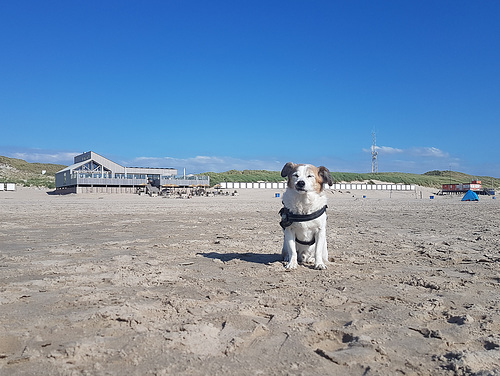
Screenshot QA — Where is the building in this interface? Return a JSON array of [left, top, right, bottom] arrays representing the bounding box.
[[0, 183, 16, 191], [442, 180, 482, 194], [441, 180, 496, 195], [55, 151, 209, 194]]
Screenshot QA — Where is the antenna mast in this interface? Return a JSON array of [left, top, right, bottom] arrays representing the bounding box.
[[371, 132, 378, 173]]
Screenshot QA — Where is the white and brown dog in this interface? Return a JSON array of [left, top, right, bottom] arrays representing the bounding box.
[[279, 162, 333, 270]]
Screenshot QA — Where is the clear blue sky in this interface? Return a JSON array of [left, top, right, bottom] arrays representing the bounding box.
[[1, 1, 499, 176]]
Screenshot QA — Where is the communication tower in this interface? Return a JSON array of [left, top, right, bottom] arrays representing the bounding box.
[[371, 132, 378, 173]]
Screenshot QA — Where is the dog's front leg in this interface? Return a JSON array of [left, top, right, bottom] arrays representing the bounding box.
[[281, 231, 290, 262], [314, 228, 328, 270], [284, 228, 298, 269], [281, 243, 289, 262]]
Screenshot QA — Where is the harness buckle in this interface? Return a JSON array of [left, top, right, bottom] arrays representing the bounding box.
[[279, 207, 293, 229]]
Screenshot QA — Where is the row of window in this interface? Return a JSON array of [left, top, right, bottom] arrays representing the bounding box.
[[72, 173, 157, 179], [71, 173, 209, 180]]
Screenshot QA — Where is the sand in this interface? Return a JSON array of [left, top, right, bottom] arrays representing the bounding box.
[[1, 187, 499, 375]]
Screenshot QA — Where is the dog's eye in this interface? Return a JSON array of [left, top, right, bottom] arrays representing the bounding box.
[[292, 173, 299, 178], [307, 174, 314, 178]]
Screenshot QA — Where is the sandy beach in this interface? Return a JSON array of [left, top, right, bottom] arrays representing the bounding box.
[[1, 187, 499, 375]]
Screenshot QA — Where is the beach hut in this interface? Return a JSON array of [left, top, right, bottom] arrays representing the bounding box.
[[462, 190, 479, 201]]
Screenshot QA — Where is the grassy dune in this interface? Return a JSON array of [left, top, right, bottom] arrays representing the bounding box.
[[0, 156, 65, 189], [205, 169, 499, 189], [1, 155, 498, 189]]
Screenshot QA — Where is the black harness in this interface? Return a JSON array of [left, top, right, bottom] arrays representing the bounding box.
[[279, 205, 327, 246]]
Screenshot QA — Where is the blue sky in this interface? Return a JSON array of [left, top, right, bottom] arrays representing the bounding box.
[[1, 1, 499, 176]]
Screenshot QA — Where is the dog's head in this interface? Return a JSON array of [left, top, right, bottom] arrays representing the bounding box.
[[281, 162, 333, 194]]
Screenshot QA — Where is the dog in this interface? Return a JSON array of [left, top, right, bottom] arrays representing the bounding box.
[[279, 162, 333, 270]]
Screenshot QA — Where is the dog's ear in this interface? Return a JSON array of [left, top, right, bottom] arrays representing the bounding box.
[[281, 162, 296, 178], [318, 166, 333, 186]]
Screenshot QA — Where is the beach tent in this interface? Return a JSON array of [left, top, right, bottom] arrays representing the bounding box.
[[462, 190, 479, 201]]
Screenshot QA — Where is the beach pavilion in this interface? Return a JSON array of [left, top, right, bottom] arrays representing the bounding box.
[[55, 151, 209, 194]]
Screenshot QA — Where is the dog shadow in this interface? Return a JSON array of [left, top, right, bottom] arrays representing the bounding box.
[[198, 251, 282, 265]]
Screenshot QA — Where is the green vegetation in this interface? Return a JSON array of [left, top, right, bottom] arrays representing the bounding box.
[[0, 156, 65, 175], [205, 170, 284, 186], [206, 169, 499, 189], [1, 154, 499, 190], [0, 155, 66, 189]]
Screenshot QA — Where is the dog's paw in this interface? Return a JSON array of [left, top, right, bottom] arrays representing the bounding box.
[[314, 263, 327, 270], [285, 261, 298, 270]]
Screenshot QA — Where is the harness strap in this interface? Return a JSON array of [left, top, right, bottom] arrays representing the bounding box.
[[295, 237, 316, 246], [279, 205, 328, 245], [279, 205, 327, 229]]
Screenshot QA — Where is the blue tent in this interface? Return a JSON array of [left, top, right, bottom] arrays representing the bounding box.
[[462, 190, 479, 201]]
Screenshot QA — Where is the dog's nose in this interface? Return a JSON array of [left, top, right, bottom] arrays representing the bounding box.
[[296, 180, 305, 188]]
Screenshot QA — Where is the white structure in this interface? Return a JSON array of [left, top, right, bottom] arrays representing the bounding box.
[[220, 182, 288, 189], [220, 182, 415, 191], [331, 183, 415, 191], [1, 183, 16, 191]]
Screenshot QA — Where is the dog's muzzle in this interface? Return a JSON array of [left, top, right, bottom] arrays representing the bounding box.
[[295, 180, 306, 190]]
